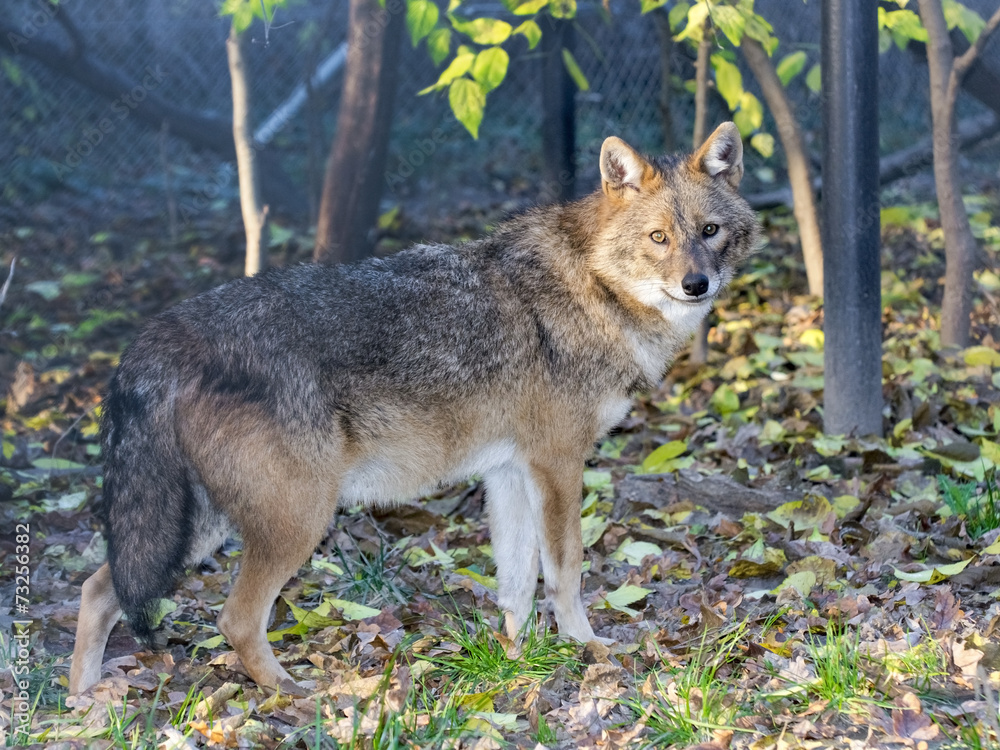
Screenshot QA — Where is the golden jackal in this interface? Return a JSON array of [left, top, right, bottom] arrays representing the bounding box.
[[70, 122, 759, 694]]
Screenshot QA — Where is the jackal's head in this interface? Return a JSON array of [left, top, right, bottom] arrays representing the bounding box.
[[591, 122, 759, 325]]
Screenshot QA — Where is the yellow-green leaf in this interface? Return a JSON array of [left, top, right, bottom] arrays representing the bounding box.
[[979, 440, 1000, 466], [774, 570, 816, 597], [427, 27, 452, 65], [407, 0, 439, 46], [668, 1, 691, 32], [943, 0, 984, 43], [893, 557, 972, 584], [405, 539, 458, 566], [284, 598, 339, 630], [615, 540, 662, 566], [734, 91, 763, 136], [800, 328, 825, 350], [711, 382, 741, 415], [982, 538, 1000, 555], [640, 0, 669, 13], [963, 345, 1000, 368], [640, 440, 689, 473], [419, 48, 475, 93], [711, 4, 745, 46], [326, 598, 382, 621], [450, 16, 512, 45], [597, 583, 652, 616], [472, 47, 508, 93], [548, 0, 576, 19], [509, 0, 547, 13], [711, 53, 743, 110], [805, 63, 821, 93], [513, 19, 541, 49], [191, 634, 226, 657], [832, 495, 860, 518], [729, 545, 785, 578], [750, 132, 774, 158], [33, 457, 86, 470], [767, 496, 834, 532], [583, 469, 612, 492], [812, 434, 846, 457], [776, 50, 806, 85], [449, 77, 486, 138], [310, 558, 345, 576], [453, 567, 498, 589], [561, 48, 589, 91], [581, 513, 610, 548], [674, 1, 709, 42], [743, 11, 776, 54]]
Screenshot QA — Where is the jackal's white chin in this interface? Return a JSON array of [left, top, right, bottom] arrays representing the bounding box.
[[629, 283, 713, 333], [632, 282, 714, 311]]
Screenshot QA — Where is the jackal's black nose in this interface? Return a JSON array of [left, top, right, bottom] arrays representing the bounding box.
[[682, 273, 709, 297]]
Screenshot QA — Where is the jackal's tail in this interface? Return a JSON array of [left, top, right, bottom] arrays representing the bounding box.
[[98, 369, 194, 641]]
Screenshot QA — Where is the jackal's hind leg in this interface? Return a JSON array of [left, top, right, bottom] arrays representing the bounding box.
[[69, 563, 123, 695], [216, 496, 333, 692], [484, 465, 541, 643]]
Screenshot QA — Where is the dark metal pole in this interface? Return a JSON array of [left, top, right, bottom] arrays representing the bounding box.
[[821, 0, 883, 436], [540, 16, 576, 201]]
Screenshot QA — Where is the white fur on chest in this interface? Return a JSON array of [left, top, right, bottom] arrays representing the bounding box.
[[626, 285, 712, 384], [340, 439, 517, 506]]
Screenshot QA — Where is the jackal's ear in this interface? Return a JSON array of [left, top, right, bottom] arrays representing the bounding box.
[[600, 137, 654, 200], [694, 122, 744, 189]]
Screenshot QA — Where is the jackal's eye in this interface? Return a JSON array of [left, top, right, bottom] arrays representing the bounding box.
[[650, 230, 667, 244], [702, 223, 719, 237]]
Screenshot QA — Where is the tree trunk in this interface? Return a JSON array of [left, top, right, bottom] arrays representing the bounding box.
[[741, 38, 823, 296], [227, 27, 268, 276], [916, 2, 1000, 348], [651, 9, 675, 153], [692, 25, 712, 149], [540, 16, 576, 202], [689, 24, 713, 366], [314, 0, 403, 264]]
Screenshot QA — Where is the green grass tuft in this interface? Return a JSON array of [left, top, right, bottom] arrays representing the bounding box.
[[418, 610, 577, 694], [939, 471, 1000, 539], [331, 538, 411, 607], [628, 625, 752, 748]]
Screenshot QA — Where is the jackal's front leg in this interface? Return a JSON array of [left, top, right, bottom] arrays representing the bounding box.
[[531, 458, 597, 643], [484, 465, 541, 640]]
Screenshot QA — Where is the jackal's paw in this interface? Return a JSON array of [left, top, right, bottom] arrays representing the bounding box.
[[588, 635, 616, 647]]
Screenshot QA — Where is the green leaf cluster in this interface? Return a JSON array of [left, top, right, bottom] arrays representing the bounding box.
[[413, 0, 582, 137], [666, 2, 790, 159], [708, 52, 770, 154], [219, 0, 285, 33], [668, 1, 777, 54]]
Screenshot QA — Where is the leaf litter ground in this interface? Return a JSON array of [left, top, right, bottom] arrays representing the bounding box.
[[2, 195, 1000, 749]]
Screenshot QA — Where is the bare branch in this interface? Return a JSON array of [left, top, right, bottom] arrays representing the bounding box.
[[954, 7, 1000, 81], [746, 112, 1000, 210], [0, 257, 16, 310], [944, 8, 1000, 157]]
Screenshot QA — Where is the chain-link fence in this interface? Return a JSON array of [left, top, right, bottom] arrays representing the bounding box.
[[2, 0, 997, 228]]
